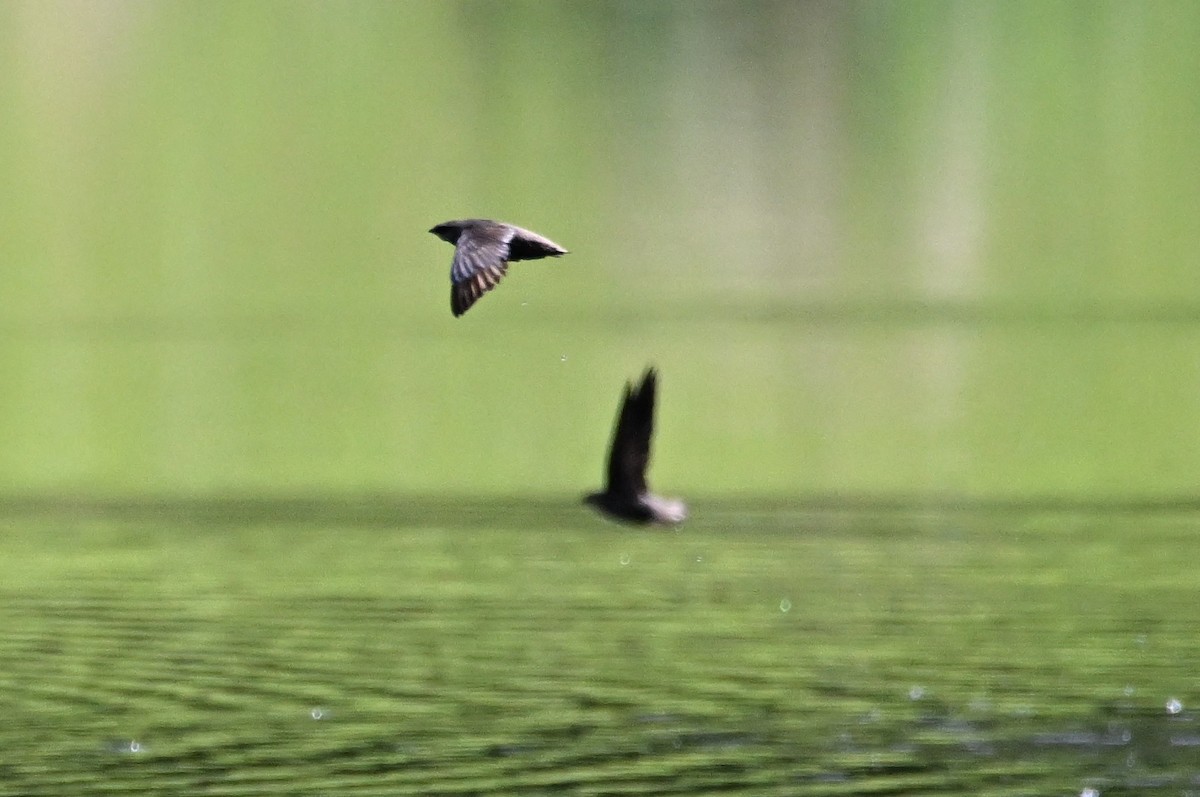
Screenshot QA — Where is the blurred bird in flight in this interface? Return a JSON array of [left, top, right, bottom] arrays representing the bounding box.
[[585, 367, 687, 526]]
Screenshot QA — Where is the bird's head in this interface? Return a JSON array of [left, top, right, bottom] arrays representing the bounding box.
[[428, 221, 464, 244]]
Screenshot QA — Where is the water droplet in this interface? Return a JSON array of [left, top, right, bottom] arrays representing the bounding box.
[[778, 598, 791, 613], [695, 555, 703, 563], [1123, 685, 1135, 697], [908, 686, 926, 701], [619, 553, 630, 566], [311, 708, 327, 720], [1080, 788, 1100, 797], [1167, 698, 1183, 715], [103, 738, 148, 755], [560, 354, 568, 362]]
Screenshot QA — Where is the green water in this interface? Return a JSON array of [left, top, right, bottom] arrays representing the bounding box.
[[3, 503, 1198, 795], [4, 2, 1200, 793]]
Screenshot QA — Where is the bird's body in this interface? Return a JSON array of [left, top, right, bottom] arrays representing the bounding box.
[[585, 368, 687, 526], [429, 219, 567, 317]]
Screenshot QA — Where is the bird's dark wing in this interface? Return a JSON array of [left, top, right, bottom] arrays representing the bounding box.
[[604, 368, 657, 498], [450, 225, 515, 317], [504, 225, 568, 262]]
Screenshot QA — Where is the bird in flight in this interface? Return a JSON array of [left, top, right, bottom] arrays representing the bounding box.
[[429, 219, 568, 317], [585, 367, 687, 526]]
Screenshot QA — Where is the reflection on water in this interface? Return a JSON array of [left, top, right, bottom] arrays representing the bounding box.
[[2, 498, 1198, 794]]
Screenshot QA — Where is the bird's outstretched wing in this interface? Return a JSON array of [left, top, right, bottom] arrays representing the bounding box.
[[450, 225, 515, 317], [605, 368, 656, 498]]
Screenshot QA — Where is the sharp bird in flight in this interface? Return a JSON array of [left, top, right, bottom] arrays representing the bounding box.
[[429, 219, 568, 317], [585, 367, 687, 526]]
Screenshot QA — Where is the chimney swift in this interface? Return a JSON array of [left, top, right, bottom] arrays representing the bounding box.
[[429, 219, 568, 317], [585, 367, 688, 526]]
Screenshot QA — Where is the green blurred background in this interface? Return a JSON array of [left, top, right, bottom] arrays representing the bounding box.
[[3, 0, 1200, 501]]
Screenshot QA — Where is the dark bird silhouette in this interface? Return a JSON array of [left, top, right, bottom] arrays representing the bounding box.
[[429, 219, 568, 317], [585, 368, 687, 525]]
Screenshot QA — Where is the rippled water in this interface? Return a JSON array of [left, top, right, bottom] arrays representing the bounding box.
[[2, 498, 1197, 795]]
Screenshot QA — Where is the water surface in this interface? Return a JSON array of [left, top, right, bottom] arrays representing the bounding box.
[[3, 500, 1196, 795]]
